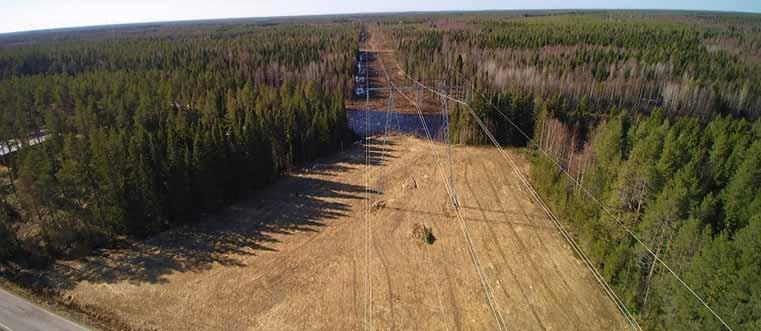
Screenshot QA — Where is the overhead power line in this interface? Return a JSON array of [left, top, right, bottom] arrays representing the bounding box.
[[363, 49, 373, 331], [373, 45, 508, 331], [396, 65, 643, 330], [395, 63, 733, 331], [476, 89, 734, 331]]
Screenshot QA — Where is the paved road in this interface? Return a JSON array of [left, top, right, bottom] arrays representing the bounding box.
[[0, 288, 88, 331]]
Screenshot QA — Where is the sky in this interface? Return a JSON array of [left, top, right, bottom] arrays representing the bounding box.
[[1, 0, 760, 34]]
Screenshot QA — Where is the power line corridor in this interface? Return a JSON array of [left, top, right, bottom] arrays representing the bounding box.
[[357, 25, 734, 331]]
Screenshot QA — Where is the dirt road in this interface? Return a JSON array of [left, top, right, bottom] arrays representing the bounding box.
[[40, 135, 626, 330]]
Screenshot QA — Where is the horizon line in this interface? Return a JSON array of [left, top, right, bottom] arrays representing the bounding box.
[[2, 7, 760, 35]]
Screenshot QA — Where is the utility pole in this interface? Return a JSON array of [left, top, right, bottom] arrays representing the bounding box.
[[416, 84, 422, 137], [365, 51, 370, 138], [441, 86, 458, 209]]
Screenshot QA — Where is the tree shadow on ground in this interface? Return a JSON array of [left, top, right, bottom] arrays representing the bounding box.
[[22, 150, 381, 290], [286, 136, 397, 181], [307, 137, 398, 173]]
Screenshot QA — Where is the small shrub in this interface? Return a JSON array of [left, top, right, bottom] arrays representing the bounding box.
[[411, 223, 435, 245], [40, 217, 110, 259], [371, 200, 386, 212], [0, 203, 19, 260]]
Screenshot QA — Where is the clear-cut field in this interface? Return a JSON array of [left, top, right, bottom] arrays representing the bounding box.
[[45, 136, 627, 330]]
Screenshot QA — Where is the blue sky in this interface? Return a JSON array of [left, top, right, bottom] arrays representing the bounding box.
[[1, 0, 760, 33]]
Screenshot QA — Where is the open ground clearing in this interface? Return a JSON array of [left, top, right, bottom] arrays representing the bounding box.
[[37, 135, 627, 330]]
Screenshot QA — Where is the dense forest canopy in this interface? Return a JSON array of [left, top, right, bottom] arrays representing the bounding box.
[[382, 10, 761, 331], [0, 19, 358, 259], [0, 10, 760, 331], [531, 111, 761, 330]]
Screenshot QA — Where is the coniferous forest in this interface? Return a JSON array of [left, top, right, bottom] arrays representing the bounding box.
[[0, 10, 760, 330], [0, 19, 357, 259], [387, 11, 761, 330]]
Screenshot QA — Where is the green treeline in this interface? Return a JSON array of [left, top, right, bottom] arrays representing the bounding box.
[[532, 110, 761, 330], [447, 85, 761, 329], [447, 88, 536, 147], [387, 11, 761, 330], [0, 22, 357, 259]]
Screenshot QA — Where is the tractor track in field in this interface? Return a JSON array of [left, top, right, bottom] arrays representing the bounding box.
[[462, 162, 549, 330]]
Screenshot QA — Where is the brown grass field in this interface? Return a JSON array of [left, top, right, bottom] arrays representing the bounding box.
[[38, 136, 627, 330]]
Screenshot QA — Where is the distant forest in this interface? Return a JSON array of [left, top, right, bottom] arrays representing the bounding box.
[[0, 20, 357, 260], [389, 11, 761, 330], [1, 10, 760, 330]]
